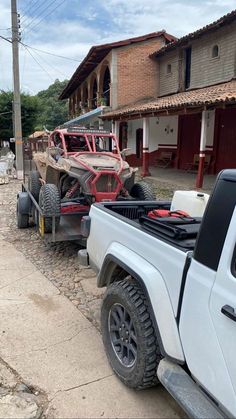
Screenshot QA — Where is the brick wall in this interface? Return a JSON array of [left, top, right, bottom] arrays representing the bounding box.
[[116, 37, 166, 108]]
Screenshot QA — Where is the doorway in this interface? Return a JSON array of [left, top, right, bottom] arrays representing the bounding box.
[[177, 114, 201, 170], [214, 109, 236, 173], [136, 128, 143, 161]]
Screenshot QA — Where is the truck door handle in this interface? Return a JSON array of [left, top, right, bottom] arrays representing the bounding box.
[[221, 305, 236, 321]]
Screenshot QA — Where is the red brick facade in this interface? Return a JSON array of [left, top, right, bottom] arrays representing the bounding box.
[[116, 38, 164, 108]]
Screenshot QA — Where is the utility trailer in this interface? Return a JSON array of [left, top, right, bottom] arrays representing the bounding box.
[[17, 183, 88, 245]]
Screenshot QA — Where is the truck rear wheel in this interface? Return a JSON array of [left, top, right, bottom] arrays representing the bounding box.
[[28, 170, 41, 201], [39, 184, 61, 233], [101, 278, 161, 389], [130, 182, 155, 200]]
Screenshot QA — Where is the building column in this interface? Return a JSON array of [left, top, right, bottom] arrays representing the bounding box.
[[142, 117, 151, 177], [196, 110, 207, 189], [112, 120, 119, 138]]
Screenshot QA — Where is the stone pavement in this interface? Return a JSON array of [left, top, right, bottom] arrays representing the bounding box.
[[0, 180, 184, 418]]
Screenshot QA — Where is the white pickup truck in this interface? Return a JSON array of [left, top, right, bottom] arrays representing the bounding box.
[[79, 169, 236, 418]]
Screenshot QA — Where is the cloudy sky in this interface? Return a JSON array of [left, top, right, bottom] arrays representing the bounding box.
[[0, 0, 235, 94]]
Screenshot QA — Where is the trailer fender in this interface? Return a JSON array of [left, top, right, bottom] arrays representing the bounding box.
[[97, 242, 185, 363], [17, 192, 31, 215]]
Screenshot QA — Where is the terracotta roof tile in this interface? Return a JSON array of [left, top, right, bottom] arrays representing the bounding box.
[[59, 31, 176, 100], [102, 80, 236, 120]]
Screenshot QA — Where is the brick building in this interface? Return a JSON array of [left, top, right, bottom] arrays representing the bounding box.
[[59, 31, 176, 129], [103, 9, 236, 187]]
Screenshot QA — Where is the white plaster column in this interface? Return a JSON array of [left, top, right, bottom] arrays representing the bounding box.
[[196, 110, 207, 188]]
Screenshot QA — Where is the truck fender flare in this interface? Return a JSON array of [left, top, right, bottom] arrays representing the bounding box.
[[98, 243, 185, 363], [17, 192, 31, 215]]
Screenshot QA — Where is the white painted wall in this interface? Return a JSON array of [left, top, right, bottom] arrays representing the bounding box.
[[149, 116, 178, 151], [127, 111, 215, 155], [127, 116, 178, 153]]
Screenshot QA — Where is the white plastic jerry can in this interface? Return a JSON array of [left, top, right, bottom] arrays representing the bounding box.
[[170, 190, 210, 217]]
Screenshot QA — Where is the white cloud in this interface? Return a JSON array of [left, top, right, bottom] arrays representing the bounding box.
[[0, 0, 236, 94]]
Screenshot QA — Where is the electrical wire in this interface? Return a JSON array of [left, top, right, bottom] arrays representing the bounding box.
[[23, 44, 55, 82], [22, 0, 67, 36], [20, 0, 40, 21], [20, 0, 50, 25], [0, 35, 12, 43], [29, 45, 68, 78], [20, 41, 82, 62], [21, 0, 58, 29]]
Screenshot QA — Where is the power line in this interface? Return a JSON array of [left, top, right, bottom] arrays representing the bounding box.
[[21, 0, 55, 28], [20, 0, 40, 21], [0, 34, 12, 43], [22, 0, 67, 36], [20, 41, 82, 62], [29, 45, 68, 78], [22, 0, 64, 34], [23, 44, 55, 82], [20, 0, 49, 25]]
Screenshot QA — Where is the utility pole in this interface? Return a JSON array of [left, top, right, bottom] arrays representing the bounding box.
[[11, 0, 23, 179]]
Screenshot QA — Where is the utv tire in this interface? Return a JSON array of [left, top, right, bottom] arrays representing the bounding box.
[[101, 278, 161, 389], [130, 182, 155, 200], [28, 170, 41, 201], [39, 184, 61, 233], [17, 201, 29, 229]]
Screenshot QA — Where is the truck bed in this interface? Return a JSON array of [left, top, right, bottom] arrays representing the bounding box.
[[88, 200, 196, 318], [98, 200, 201, 251]]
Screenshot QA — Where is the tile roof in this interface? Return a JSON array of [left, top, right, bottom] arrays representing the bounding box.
[[150, 9, 236, 58], [29, 131, 48, 139], [101, 80, 236, 120], [59, 31, 176, 100]]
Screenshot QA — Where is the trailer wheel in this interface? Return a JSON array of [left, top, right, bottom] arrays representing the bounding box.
[[17, 200, 29, 229], [101, 278, 161, 389], [130, 182, 155, 200], [39, 184, 61, 233], [28, 170, 41, 201]]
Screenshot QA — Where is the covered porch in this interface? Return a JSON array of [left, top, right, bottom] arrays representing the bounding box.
[[140, 167, 216, 197], [103, 80, 236, 189]]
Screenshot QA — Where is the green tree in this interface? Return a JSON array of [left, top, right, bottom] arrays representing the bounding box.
[[0, 79, 69, 141], [36, 79, 68, 130], [0, 91, 40, 141]]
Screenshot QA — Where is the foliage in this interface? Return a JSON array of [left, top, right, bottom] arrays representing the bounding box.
[[0, 79, 69, 141], [36, 79, 69, 130], [0, 91, 40, 140]]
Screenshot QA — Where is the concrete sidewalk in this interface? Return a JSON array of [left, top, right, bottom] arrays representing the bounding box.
[[0, 233, 182, 418]]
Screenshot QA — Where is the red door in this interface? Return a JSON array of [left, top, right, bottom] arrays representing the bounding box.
[[178, 114, 201, 169], [215, 109, 236, 172]]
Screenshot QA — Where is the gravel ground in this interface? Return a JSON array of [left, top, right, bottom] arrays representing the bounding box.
[[0, 180, 102, 331], [0, 176, 191, 330]]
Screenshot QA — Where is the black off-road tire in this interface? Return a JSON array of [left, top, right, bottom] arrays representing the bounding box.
[[130, 182, 155, 200], [39, 184, 61, 233], [28, 170, 41, 201], [101, 278, 161, 389], [17, 201, 29, 229]]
